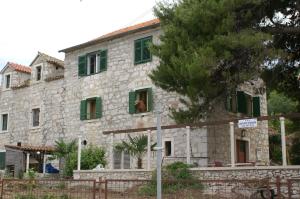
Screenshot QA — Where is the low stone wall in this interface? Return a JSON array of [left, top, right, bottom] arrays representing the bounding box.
[[190, 166, 300, 181], [73, 169, 152, 180], [74, 166, 300, 181]]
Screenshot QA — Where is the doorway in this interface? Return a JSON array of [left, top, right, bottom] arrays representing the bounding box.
[[236, 140, 249, 163]]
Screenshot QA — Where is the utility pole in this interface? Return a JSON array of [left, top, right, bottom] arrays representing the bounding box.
[[155, 103, 163, 199]]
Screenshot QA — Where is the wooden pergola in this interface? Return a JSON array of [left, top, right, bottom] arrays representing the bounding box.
[[102, 113, 300, 169]]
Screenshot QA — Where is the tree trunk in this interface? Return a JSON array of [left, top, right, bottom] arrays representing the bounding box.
[[137, 157, 143, 169]]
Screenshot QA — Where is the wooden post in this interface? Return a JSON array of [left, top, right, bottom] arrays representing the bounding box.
[[77, 136, 82, 171], [229, 122, 235, 167], [43, 154, 46, 176], [186, 126, 191, 164], [110, 134, 114, 170], [26, 153, 30, 173], [147, 130, 151, 170], [280, 117, 287, 166]]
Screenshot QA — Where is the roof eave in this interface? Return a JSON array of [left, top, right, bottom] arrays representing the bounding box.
[[59, 23, 160, 53]]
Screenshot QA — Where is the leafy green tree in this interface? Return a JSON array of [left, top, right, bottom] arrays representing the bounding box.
[[268, 91, 298, 115], [52, 139, 77, 176], [115, 135, 156, 169], [260, 0, 300, 109], [53, 139, 107, 177], [267, 91, 299, 164], [150, 0, 272, 123], [64, 145, 107, 177], [81, 145, 106, 169]]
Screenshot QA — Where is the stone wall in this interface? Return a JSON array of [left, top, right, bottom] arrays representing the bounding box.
[[74, 166, 300, 181], [0, 25, 270, 170], [62, 28, 204, 169], [0, 55, 65, 148]]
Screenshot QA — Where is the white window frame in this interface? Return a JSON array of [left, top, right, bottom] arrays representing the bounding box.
[[132, 86, 153, 114], [86, 53, 99, 75], [0, 112, 9, 133], [30, 107, 41, 129], [32, 64, 43, 82], [3, 73, 12, 90], [163, 138, 175, 157]]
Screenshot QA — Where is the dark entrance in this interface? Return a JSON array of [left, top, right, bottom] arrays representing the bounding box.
[[236, 140, 248, 163]]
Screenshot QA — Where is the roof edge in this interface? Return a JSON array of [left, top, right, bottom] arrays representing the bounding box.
[[59, 21, 160, 53]]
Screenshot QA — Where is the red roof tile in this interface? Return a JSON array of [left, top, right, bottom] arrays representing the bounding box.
[[8, 62, 32, 74], [60, 18, 160, 53], [93, 18, 160, 41], [5, 144, 55, 152]]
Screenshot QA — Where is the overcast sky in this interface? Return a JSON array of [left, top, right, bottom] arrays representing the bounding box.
[[0, 0, 157, 70]]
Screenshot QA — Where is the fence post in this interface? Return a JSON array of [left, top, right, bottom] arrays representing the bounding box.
[[1, 179, 3, 199], [266, 178, 271, 199], [287, 179, 292, 199], [105, 179, 108, 199], [276, 176, 281, 199], [93, 180, 96, 199]]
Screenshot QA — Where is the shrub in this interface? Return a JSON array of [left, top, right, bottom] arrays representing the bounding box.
[[139, 162, 203, 196], [64, 145, 107, 177]]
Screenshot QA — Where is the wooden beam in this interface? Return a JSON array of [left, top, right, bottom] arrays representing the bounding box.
[[102, 113, 300, 135]]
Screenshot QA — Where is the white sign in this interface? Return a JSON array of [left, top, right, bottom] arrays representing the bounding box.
[[238, 118, 257, 128]]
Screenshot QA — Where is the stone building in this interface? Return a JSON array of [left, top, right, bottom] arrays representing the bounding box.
[[0, 19, 269, 173]]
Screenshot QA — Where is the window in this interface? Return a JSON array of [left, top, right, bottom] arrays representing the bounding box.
[[36, 66, 42, 81], [87, 98, 96, 119], [80, 97, 102, 120], [134, 36, 152, 64], [226, 91, 261, 117], [78, 50, 107, 76], [0, 152, 5, 170], [165, 141, 172, 157], [32, 108, 40, 127], [1, 114, 8, 131], [5, 75, 10, 89], [128, 88, 153, 114], [87, 54, 97, 75], [113, 150, 130, 169]]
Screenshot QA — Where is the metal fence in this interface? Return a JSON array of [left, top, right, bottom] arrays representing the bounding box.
[[0, 179, 96, 199], [1, 177, 300, 199]]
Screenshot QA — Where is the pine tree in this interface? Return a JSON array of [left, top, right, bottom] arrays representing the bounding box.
[[150, 0, 272, 123]]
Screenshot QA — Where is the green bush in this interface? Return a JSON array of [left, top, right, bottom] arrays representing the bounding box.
[[64, 145, 107, 177], [139, 162, 203, 196]]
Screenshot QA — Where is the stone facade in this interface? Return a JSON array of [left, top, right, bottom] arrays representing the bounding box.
[[0, 20, 269, 171], [0, 53, 65, 147]]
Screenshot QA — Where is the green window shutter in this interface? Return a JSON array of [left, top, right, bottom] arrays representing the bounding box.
[[80, 100, 87, 120], [78, 55, 87, 76], [252, 96, 261, 117], [0, 152, 5, 170], [95, 97, 103, 118], [147, 88, 153, 111], [142, 37, 152, 61], [134, 40, 142, 64], [100, 50, 107, 71], [129, 91, 136, 114], [237, 91, 247, 114]]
